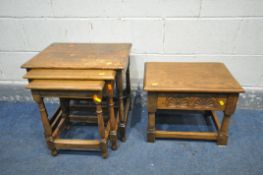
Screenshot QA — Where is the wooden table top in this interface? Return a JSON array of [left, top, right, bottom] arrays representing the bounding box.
[[144, 62, 244, 93], [27, 80, 104, 91], [23, 69, 116, 80], [21, 43, 132, 70]]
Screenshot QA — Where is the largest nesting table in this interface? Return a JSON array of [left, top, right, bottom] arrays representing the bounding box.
[[22, 43, 132, 142]]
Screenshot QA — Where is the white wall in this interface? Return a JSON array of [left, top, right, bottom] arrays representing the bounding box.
[[0, 0, 263, 89]]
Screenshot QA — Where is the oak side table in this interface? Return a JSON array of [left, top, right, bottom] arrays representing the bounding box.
[[22, 43, 132, 142], [144, 62, 244, 145]]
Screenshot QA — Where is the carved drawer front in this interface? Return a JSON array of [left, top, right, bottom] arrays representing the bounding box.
[[157, 93, 227, 111]]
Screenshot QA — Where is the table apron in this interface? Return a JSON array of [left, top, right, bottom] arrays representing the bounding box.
[[156, 93, 227, 111]]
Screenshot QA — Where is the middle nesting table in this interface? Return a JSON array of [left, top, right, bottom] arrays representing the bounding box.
[[24, 69, 117, 158]]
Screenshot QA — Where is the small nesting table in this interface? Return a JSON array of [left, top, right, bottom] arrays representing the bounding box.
[[144, 62, 244, 145]]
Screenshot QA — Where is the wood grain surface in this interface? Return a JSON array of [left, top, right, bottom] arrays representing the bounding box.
[[21, 43, 132, 70], [27, 80, 104, 91], [24, 69, 115, 80], [144, 62, 244, 93]]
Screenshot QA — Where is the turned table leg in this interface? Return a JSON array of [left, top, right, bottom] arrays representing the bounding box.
[[217, 94, 239, 145], [94, 96, 108, 158], [32, 94, 57, 156], [117, 70, 126, 142], [107, 81, 118, 150], [126, 60, 132, 110], [147, 93, 157, 142]]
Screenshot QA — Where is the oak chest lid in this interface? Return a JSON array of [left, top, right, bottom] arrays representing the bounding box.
[[144, 62, 244, 93]]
